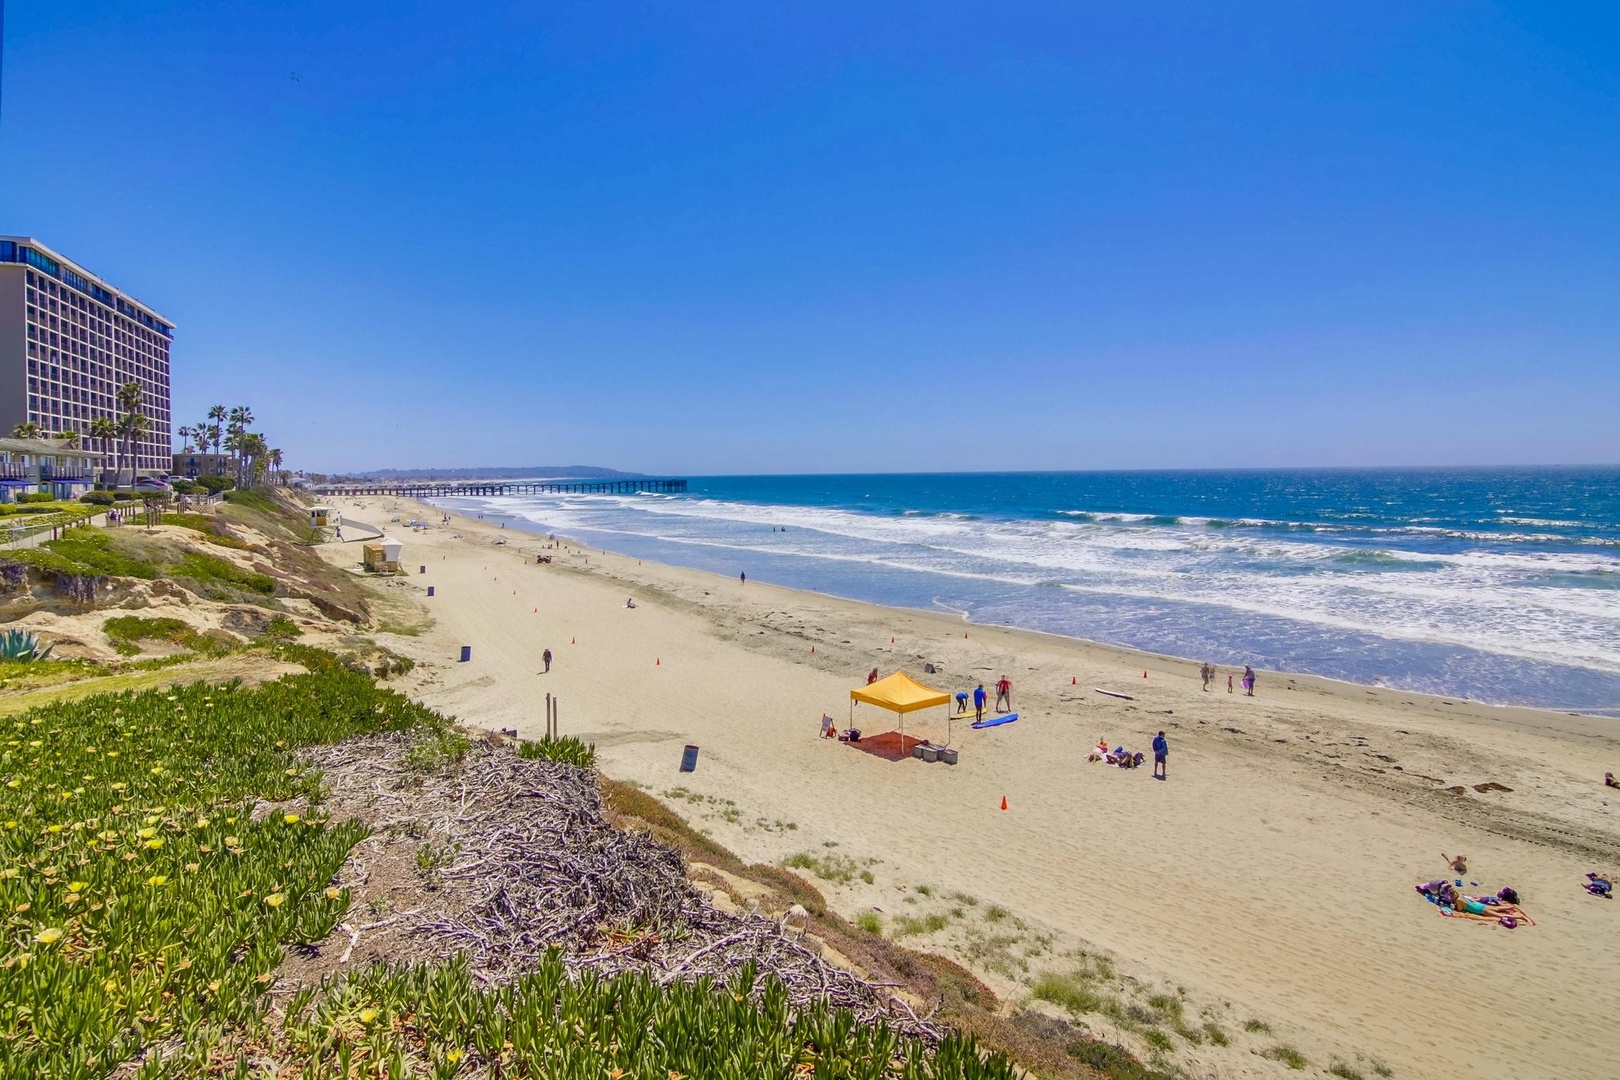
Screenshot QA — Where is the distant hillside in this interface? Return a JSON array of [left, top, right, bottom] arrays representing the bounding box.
[[364, 465, 647, 481]]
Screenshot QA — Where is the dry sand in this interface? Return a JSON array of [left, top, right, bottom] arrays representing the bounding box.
[[328, 499, 1620, 1079]]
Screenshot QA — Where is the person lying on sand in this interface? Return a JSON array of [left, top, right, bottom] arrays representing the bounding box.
[[1416, 880, 1534, 925], [1606, 772, 1619, 789]]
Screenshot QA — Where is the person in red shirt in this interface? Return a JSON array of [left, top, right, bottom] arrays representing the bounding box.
[[995, 675, 1011, 712]]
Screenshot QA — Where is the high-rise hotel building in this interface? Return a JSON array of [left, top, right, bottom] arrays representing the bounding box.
[[0, 237, 173, 476]]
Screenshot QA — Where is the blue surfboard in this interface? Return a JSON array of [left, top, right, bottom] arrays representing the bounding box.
[[971, 713, 1019, 729]]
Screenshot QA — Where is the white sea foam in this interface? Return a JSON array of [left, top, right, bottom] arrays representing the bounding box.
[[438, 491, 1620, 679]]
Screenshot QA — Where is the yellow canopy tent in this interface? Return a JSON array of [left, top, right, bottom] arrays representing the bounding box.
[[849, 670, 953, 755]]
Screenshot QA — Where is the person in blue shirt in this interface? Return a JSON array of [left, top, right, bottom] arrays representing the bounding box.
[[972, 683, 986, 722], [1152, 730, 1169, 780]]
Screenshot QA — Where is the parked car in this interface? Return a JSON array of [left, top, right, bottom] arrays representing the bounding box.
[[130, 476, 172, 493]]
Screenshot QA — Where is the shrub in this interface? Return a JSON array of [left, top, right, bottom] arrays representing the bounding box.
[[15, 491, 56, 503], [263, 615, 303, 640], [516, 735, 598, 769], [854, 911, 884, 935], [1330, 1063, 1367, 1080], [1066, 1040, 1163, 1078], [79, 491, 115, 505], [196, 474, 235, 494], [1244, 1018, 1272, 1034], [169, 479, 199, 495]]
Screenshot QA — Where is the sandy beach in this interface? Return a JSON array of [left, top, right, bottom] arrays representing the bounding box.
[[330, 498, 1620, 1080]]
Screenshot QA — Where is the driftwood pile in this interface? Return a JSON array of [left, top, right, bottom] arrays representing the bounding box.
[[295, 733, 942, 1041]]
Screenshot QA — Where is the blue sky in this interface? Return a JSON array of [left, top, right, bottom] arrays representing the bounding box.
[[2, 1, 1616, 474]]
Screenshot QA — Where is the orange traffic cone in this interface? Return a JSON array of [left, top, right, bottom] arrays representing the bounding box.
[[656, 658, 660, 666], [1000, 796, 1008, 811], [891, 636, 895, 643], [1072, 676, 1077, 685], [811, 645, 816, 653], [1144, 670, 1148, 679], [964, 632, 969, 639]]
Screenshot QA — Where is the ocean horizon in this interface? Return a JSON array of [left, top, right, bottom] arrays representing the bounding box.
[[429, 466, 1620, 716]]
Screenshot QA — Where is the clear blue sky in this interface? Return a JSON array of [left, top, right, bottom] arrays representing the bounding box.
[[3, 1, 1616, 474]]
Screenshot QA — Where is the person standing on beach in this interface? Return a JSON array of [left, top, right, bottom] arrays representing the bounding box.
[[956, 691, 969, 713], [1152, 730, 1169, 780], [1227, 673, 1234, 693], [1244, 665, 1256, 696], [740, 571, 747, 584], [1200, 662, 1213, 691], [542, 648, 552, 673], [973, 683, 986, 722], [995, 675, 1011, 712]]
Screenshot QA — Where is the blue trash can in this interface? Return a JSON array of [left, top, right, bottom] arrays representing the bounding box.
[[459, 645, 471, 663], [427, 586, 435, 596], [680, 744, 700, 772], [420, 565, 426, 574]]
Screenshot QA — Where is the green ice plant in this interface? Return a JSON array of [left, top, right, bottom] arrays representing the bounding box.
[[0, 628, 53, 662], [0, 642, 1020, 1078], [0, 648, 443, 1077]]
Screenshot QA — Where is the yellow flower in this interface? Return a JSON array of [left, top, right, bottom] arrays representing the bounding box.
[[109, 782, 126, 791], [68, 881, 88, 892], [46, 825, 62, 834], [282, 814, 300, 825], [207, 980, 221, 992], [137, 827, 157, 839], [103, 979, 118, 993], [264, 893, 286, 908], [3, 822, 16, 830], [5, 780, 18, 789], [445, 1049, 463, 1064], [358, 1007, 378, 1024], [143, 838, 163, 850], [146, 875, 169, 887], [325, 887, 342, 900], [149, 766, 164, 775], [35, 928, 64, 945], [224, 836, 241, 848], [195, 818, 209, 829], [284, 768, 298, 777]]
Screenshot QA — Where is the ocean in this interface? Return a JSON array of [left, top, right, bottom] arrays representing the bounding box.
[[430, 468, 1620, 716]]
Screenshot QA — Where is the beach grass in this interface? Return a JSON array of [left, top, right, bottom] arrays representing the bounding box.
[[1265, 1045, 1310, 1070]]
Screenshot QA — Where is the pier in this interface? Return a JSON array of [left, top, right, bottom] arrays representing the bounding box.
[[309, 478, 688, 498]]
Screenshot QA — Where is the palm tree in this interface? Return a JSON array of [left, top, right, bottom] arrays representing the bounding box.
[[89, 417, 117, 486], [11, 422, 43, 440], [240, 432, 269, 486], [267, 447, 285, 485], [115, 381, 147, 488], [175, 424, 195, 454], [207, 405, 227, 456], [53, 430, 79, 445], [225, 406, 254, 486]]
